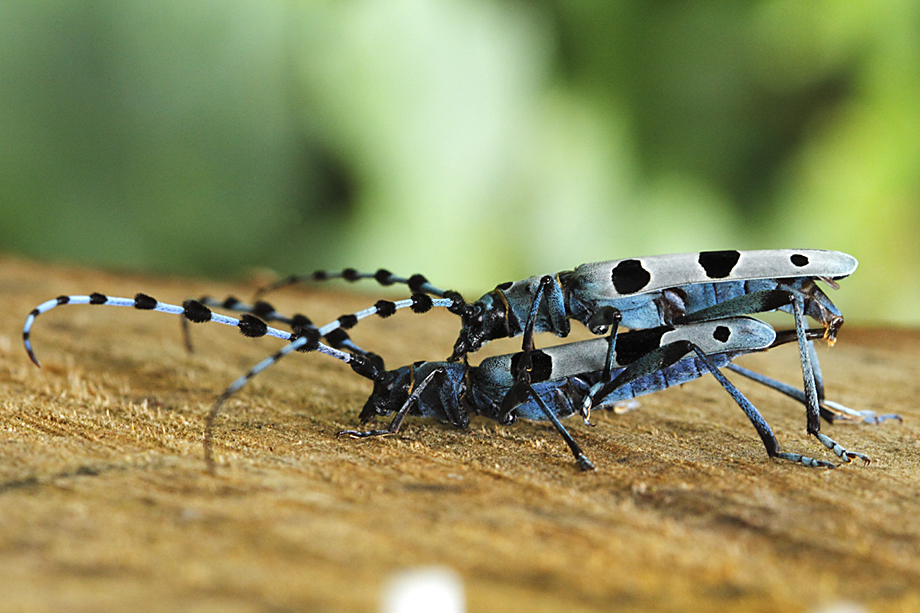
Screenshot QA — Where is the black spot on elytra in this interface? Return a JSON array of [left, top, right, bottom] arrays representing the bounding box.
[[495, 281, 513, 291], [713, 325, 731, 343], [510, 350, 553, 383], [614, 327, 670, 364], [611, 260, 652, 294], [698, 251, 741, 279], [790, 253, 809, 267]]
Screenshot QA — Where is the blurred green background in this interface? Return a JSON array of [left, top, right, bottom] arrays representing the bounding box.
[[1, 1, 918, 325]]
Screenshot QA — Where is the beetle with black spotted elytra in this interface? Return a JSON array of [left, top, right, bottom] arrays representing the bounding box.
[[255, 251, 854, 360], [22, 289, 895, 471], [22, 250, 875, 469], [20, 291, 814, 470], [205, 264, 887, 471], [256, 250, 863, 463], [18, 291, 759, 466], [199, 306, 884, 472]]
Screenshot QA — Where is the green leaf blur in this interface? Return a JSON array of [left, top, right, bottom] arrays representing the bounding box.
[[2, 1, 918, 324]]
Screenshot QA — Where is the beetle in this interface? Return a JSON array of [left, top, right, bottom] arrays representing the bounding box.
[[24, 290, 871, 471], [255, 251, 861, 461], [255, 250, 855, 359], [181, 296, 876, 471], [206, 312, 868, 471]]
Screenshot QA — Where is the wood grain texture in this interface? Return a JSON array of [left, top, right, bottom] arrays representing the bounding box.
[[1, 255, 919, 612]]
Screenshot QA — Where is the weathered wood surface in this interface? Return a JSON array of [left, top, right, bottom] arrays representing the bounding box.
[[1, 256, 918, 612]]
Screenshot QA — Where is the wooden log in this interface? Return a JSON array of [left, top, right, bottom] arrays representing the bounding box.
[[1, 256, 918, 611]]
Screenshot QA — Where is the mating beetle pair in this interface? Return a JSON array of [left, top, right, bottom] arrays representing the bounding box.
[[23, 249, 894, 471]]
